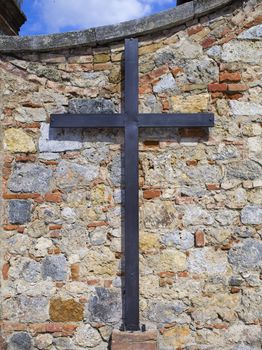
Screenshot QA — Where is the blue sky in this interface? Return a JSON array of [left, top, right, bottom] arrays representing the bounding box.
[[20, 0, 177, 36]]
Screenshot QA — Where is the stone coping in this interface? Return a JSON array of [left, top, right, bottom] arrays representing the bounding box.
[[0, 0, 234, 52]]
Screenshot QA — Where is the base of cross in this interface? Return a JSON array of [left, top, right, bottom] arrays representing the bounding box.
[[111, 330, 158, 350]]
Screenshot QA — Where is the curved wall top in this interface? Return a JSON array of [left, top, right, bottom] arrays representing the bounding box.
[[0, 0, 234, 52]]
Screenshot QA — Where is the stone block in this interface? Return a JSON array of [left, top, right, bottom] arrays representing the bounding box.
[[68, 98, 117, 114], [49, 298, 84, 322], [111, 330, 158, 350], [87, 287, 121, 324], [241, 206, 262, 225], [172, 94, 209, 113], [74, 324, 101, 347], [8, 332, 32, 350], [228, 239, 262, 270], [4, 128, 36, 153], [42, 255, 68, 281], [8, 163, 52, 193], [8, 200, 31, 224]]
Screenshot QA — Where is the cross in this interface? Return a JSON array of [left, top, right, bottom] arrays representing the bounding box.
[[50, 38, 214, 331]]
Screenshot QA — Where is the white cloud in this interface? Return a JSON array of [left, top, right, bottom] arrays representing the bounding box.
[[33, 0, 175, 34]]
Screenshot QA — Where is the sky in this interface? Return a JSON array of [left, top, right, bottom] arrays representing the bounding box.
[[20, 0, 177, 36]]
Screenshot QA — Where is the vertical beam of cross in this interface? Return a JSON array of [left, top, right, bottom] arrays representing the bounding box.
[[124, 39, 140, 331], [50, 38, 214, 332]]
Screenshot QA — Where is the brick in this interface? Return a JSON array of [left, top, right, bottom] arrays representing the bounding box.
[[44, 192, 62, 203], [49, 224, 62, 230], [195, 230, 205, 247], [143, 190, 161, 200], [3, 225, 18, 231], [71, 263, 80, 281], [219, 71, 241, 82], [208, 83, 227, 92], [87, 221, 108, 228], [227, 84, 248, 92], [2, 263, 10, 280], [206, 183, 220, 190], [188, 24, 203, 36], [3, 193, 40, 199], [201, 37, 216, 48], [186, 160, 198, 166], [112, 330, 158, 350]]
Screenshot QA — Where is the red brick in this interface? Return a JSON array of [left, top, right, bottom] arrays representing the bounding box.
[[219, 71, 241, 82], [49, 224, 62, 230], [15, 155, 36, 162], [143, 190, 161, 200], [87, 221, 108, 228], [170, 66, 183, 77], [208, 83, 227, 92], [112, 330, 158, 350], [188, 24, 203, 36], [227, 84, 248, 92], [175, 196, 194, 205], [143, 140, 159, 147], [231, 287, 241, 294], [201, 37, 216, 49], [3, 225, 18, 231], [206, 183, 220, 190], [2, 263, 9, 280], [71, 263, 80, 281], [44, 192, 62, 203], [186, 160, 198, 166], [3, 193, 40, 200], [195, 230, 205, 247], [179, 128, 207, 138]]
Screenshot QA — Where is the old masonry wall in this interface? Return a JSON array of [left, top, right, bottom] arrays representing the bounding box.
[[0, 0, 262, 349]]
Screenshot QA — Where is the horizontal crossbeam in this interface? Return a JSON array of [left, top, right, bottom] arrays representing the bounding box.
[[138, 113, 214, 128], [50, 114, 125, 128], [51, 113, 214, 129]]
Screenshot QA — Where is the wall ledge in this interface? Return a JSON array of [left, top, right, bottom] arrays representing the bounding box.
[[0, 0, 235, 52]]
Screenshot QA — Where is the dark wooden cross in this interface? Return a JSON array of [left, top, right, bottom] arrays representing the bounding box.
[[51, 38, 214, 331]]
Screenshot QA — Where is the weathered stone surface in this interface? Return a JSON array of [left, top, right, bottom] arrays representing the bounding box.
[[230, 101, 262, 116], [3, 296, 49, 322], [8, 200, 31, 224], [144, 202, 175, 229], [160, 325, 192, 349], [222, 41, 262, 63], [147, 249, 187, 272], [109, 154, 121, 186], [186, 164, 222, 183], [4, 128, 36, 153], [241, 206, 262, 225], [183, 205, 214, 226], [55, 160, 99, 190], [69, 98, 116, 114], [14, 107, 47, 122], [215, 209, 239, 226], [161, 230, 194, 250], [83, 145, 109, 164], [34, 334, 53, 350], [49, 298, 84, 322], [8, 332, 32, 350], [153, 73, 178, 93], [74, 325, 101, 348], [39, 123, 82, 153], [225, 161, 261, 180], [171, 94, 209, 113], [238, 288, 262, 324], [228, 239, 262, 270], [8, 163, 52, 193], [181, 57, 219, 84], [21, 260, 42, 283], [42, 255, 68, 281], [238, 24, 262, 40], [80, 248, 117, 277], [140, 232, 160, 253], [88, 287, 121, 324], [147, 301, 188, 323], [188, 247, 228, 274]]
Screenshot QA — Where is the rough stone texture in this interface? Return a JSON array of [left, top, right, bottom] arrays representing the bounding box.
[[8, 200, 31, 224], [1, 1, 262, 349], [8, 333, 32, 350], [39, 122, 82, 153], [8, 163, 52, 193], [74, 324, 101, 348], [4, 128, 36, 153], [228, 239, 262, 270], [69, 98, 117, 114], [42, 255, 68, 281], [88, 287, 121, 324], [241, 206, 262, 225], [49, 298, 84, 322]]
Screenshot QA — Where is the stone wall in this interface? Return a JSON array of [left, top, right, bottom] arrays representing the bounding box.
[[0, 0, 262, 349]]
